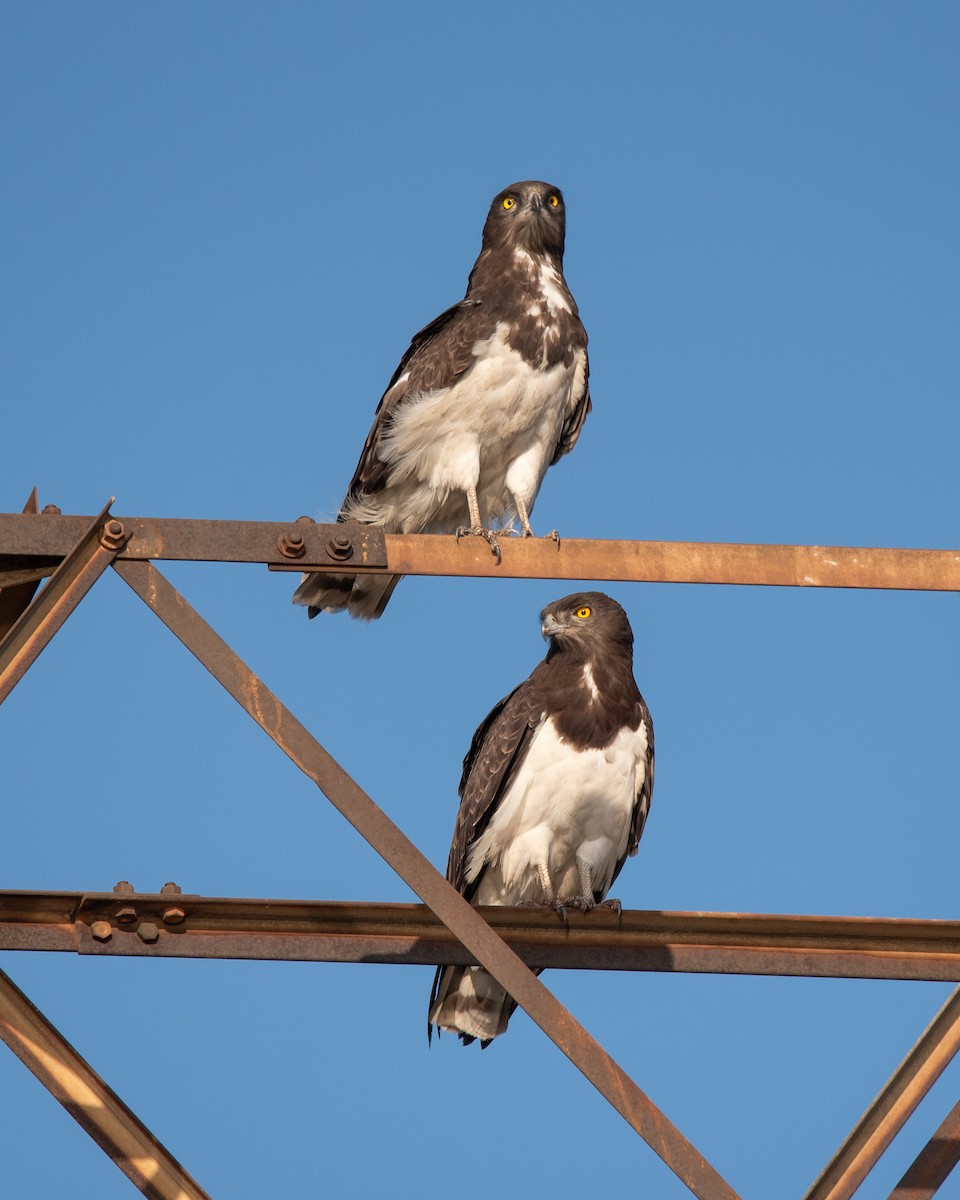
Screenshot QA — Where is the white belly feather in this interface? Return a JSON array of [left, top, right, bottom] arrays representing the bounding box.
[[465, 717, 649, 905], [344, 324, 585, 533]]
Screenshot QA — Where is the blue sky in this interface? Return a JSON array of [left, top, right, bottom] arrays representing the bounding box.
[[2, 3, 959, 1197]]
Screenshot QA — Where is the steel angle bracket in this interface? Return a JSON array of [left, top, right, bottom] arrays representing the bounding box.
[[0, 488, 50, 639], [889, 1097, 960, 1198], [0, 966, 211, 1200], [0, 498, 127, 706], [805, 984, 960, 1200]]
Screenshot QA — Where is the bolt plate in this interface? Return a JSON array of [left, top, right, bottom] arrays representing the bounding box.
[[268, 523, 388, 571]]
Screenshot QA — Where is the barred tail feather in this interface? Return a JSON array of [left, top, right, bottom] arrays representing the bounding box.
[[292, 571, 402, 621], [428, 964, 517, 1047]]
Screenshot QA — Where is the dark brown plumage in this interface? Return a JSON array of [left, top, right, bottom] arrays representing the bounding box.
[[429, 592, 654, 1046], [293, 182, 590, 620]]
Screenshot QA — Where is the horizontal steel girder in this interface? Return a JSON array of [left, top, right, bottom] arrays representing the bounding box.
[[1, 510, 959, 589], [3, 893, 960, 979]]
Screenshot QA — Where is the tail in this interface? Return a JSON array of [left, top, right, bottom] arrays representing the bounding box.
[[292, 570, 402, 621], [428, 964, 518, 1047]]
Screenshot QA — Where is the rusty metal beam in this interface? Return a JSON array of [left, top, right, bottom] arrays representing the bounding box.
[[3, 892, 960, 981], [0, 500, 125, 707], [805, 985, 960, 1200], [0, 509, 958, 589], [888, 1098, 960, 1199], [113, 559, 740, 1200], [0, 966, 211, 1200], [0, 489, 49, 639]]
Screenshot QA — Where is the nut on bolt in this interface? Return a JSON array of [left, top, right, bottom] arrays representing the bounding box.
[[278, 531, 306, 559], [138, 922, 160, 944], [326, 532, 353, 561], [116, 906, 137, 924], [162, 907, 186, 925], [100, 519, 128, 552], [90, 920, 113, 943]]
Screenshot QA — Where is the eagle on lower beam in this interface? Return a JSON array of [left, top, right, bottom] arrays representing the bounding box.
[[293, 181, 590, 620], [428, 592, 655, 1046]]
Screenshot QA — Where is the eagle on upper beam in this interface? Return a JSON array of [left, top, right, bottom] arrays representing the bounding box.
[[293, 181, 591, 620], [428, 592, 655, 1046]]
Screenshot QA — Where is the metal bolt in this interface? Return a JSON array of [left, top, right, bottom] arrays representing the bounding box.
[[116, 906, 137, 924], [295, 514, 315, 525], [162, 907, 186, 925], [113, 880, 134, 894], [90, 920, 113, 943], [41, 504, 62, 516], [160, 881, 181, 895], [100, 519, 128, 551], [326, 533, 354, 561], [137, 922, 160, 944], [278, 531, 306, 559]]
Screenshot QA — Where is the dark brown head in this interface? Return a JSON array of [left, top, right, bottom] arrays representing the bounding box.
[[540, 592, 634, 663], [481, 181, 567, 260]]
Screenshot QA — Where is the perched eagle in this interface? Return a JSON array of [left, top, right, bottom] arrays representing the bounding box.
[[428, 592, 654, 1046], [293, 180, 590, 620]]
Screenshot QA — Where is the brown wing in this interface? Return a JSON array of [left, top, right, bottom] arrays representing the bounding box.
[[343, 299, 488, 501], [550, 373, 591, 466], [609, 695, 655, 890], [445, 674, 547, 897]]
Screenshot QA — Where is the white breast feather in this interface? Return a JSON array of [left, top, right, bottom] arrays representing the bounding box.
[[466, 717, 649, 906], [537, 262, 572, 314], [345, 324, 580, 533]]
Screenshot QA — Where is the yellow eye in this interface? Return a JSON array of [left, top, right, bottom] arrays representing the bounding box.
[[576, 606, 592, 619], [502, 196, 516, 210], [548, 194, 560, 208]]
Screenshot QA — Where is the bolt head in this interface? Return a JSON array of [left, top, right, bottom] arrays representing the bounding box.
[[100, 519, 128, 551], [160, 882, 182, 896], [326, 534, 354, 561], [278, 532, 307, 559], [116, 906, 137, 924], [162, 907, 186, 925], [90, 920, 113, 943], [137, 923, 160, 944]]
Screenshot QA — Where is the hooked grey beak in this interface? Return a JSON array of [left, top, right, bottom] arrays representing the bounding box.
[[541, 612, 565, 640]]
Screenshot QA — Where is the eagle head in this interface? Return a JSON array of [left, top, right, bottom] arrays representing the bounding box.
[[540, 591, 634, 659], [482, 180, 566, 259]]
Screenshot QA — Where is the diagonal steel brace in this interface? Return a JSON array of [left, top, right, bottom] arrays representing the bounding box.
[[887, 1096, 960, 1199], [0, 499, 126, 707], [114, 557, 741, 1200], [805, 984, 960, 1200], [0, 966, 211, 1200]]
